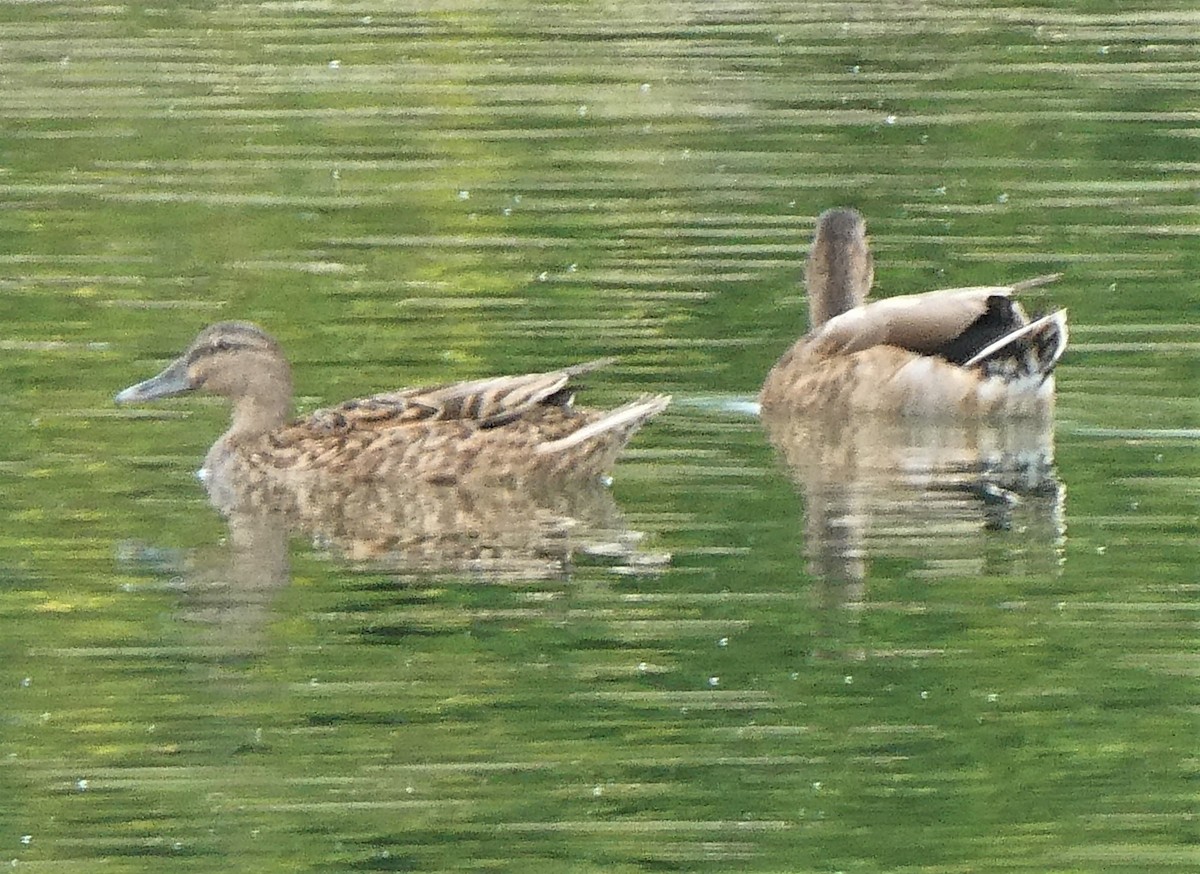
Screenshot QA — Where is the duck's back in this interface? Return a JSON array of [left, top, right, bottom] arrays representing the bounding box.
[[760, 285, 1066, 419], [227, 362, 668, 484]]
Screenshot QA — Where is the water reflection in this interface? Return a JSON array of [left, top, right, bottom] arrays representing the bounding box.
[[212, 470, 657, 576], [761, 407, 1066, 598], [121, 469, 663, 648]]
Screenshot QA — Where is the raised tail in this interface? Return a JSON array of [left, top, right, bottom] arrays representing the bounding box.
[[537, 394, 671, 456], [963, 309, 1068, 381]]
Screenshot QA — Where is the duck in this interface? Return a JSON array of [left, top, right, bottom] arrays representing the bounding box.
[[115, 321, 670, 487], [759, 208, 1068, 419]]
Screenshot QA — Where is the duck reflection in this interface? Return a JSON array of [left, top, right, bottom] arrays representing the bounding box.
[[119, 472, 662, 651], [762, 407, 1065, 595], [210, 468, 655, 578]]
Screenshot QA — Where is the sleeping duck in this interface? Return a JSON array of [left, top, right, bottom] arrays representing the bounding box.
[[760, 208, 1067, 419]]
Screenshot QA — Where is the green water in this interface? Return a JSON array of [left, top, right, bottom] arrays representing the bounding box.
[[1, 2, 1197, 872]]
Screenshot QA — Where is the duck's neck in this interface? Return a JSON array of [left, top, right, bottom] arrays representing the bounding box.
[[228, 391, 292, 440], [808, 271, 863, 328], [223, 361, 294, 443], [806, 214, 872, 329]]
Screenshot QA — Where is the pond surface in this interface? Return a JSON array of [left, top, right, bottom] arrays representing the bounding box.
[[1, 2, 1197, 872]]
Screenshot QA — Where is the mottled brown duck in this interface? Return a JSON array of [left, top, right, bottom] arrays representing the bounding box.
[[759, 208, 1068, 418], [115, 322, 670, 486]]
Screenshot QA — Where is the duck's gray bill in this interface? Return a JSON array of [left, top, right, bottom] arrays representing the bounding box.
[[114, 357, 192, 404]]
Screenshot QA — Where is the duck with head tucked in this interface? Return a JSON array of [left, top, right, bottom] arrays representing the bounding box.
[[115, 322, 670, 488], [759, 208, 1068, 419]]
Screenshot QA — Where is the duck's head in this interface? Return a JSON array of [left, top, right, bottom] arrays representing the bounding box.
[[116, 321, 293, 434], [806, 207, 874, 329]]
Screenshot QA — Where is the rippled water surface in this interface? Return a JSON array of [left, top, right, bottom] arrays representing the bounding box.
[[1, 3, 1197, 872]]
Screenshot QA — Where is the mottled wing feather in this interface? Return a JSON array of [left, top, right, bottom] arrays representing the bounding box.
[[281, 359, 616, 439]]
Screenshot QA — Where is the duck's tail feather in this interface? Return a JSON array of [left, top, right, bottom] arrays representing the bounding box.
[[1010, 273, 1063, 292], [560, 357, 619, 377], [537, 394, 671, 455], [963, 309, 1068, 381]]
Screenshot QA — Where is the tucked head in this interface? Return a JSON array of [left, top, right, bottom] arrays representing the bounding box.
[[115, 321, 294, 435], [805, 207, 874, 328]]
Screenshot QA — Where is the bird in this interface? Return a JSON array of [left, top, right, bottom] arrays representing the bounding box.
[[115, 321, 670, 488], [759, 207, 1067, 419]]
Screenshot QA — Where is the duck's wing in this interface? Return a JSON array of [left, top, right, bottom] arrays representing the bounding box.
[[296, 358, 617, 436], [809, 275, 1061, 359], [962, 309, 1069, 380]]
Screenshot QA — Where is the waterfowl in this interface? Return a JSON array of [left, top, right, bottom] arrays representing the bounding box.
[[115, 322, 670, 486], [759, 208, 1068, 418]]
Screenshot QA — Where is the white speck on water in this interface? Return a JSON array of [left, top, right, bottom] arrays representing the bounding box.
[[987, 693, 999, 703], [1098, 45, 1110, 54], [566, 263, 577, 273], [640, 83, 651, 93], [361, 16, 372, 24], [76, 779, 88, 792], [935, 185, 947, 196], [502, 208, 512, 216], [717, 637, 728, 647], [405, 786, 414, 794], [812, 781, 822, 790], [328, 59, 341, 69], [20, 677, 30, 688], [1096, 546, 1107, 554], [537, 271, 549, 282], [513, 194, 522, 204], [577, 104, 588, 117], [843, 675, 853, 685], [708, 676, 720, 687], [885, 114, 897, 125], [997, 192, 1009, 203], [920, 690, 929, 700], [851, 65, 860, 74], [19, 837, 30, 847], [310, 678, 319, 686], [457, 189, 470, 200], [172, 842, 183, 851], [790, 672, 799, 681], [592, 785, 603, 797], [637, 662, 648, 672]]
